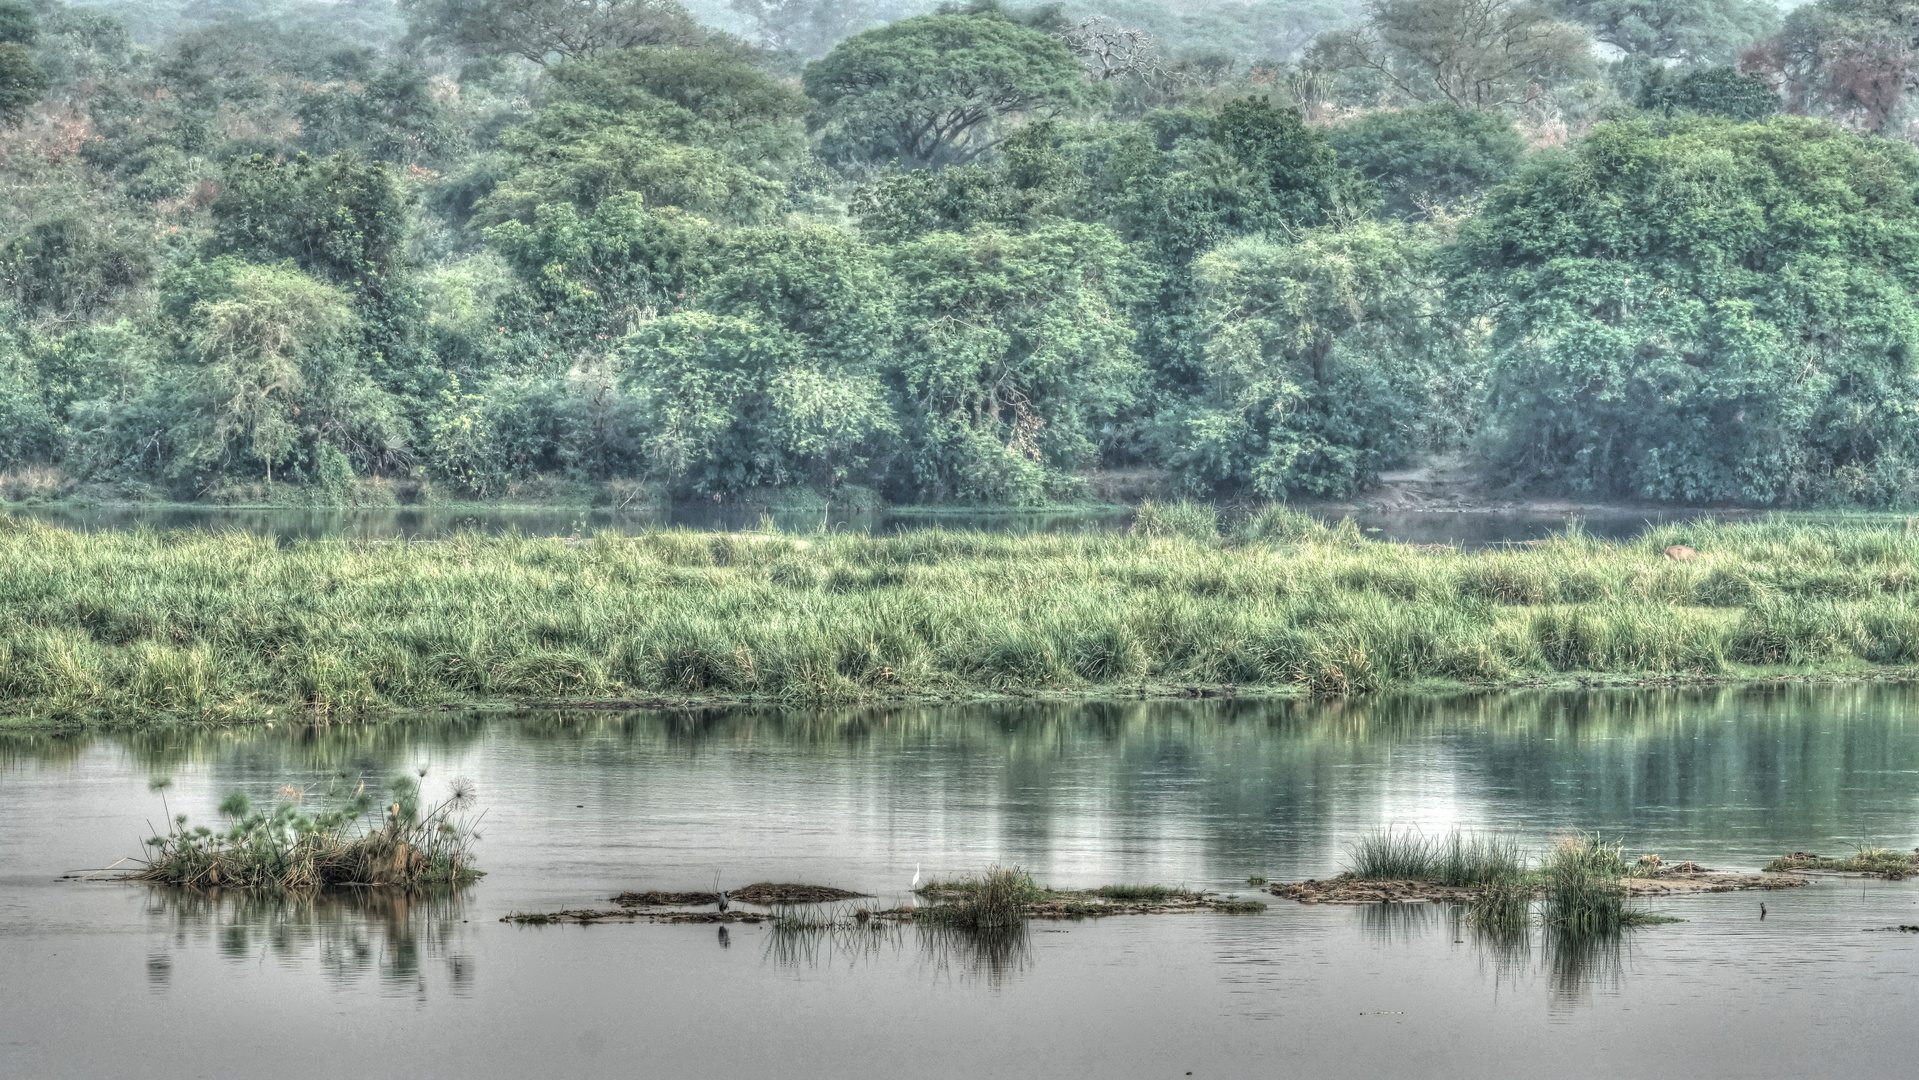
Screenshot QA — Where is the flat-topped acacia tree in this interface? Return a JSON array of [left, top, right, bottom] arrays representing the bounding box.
[[803, 11, 1103, 169]]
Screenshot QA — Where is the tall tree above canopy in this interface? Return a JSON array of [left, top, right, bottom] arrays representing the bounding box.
[[1742, 0, 1919, 134], [401, 0, 706, 64], [803, 12, 1103, 168], [1553, 0, 1776, 63], [478, 47, 803, 224], [1319, 0, 1597, 110]]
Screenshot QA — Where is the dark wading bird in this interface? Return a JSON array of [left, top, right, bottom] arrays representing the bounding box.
[[717, 889, 731, 914]]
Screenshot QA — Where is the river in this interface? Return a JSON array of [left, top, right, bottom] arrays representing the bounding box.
[[3, 686, 1917, 1077]]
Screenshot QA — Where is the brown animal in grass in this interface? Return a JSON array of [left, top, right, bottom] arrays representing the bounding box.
[[1664, 545, 1696, 561]]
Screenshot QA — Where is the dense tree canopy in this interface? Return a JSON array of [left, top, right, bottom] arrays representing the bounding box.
[[1460, 117, 1919, 504], [9, 0, 1919, 509]]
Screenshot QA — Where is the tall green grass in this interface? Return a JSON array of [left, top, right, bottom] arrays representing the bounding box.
[[1540, 834, 1637, 933], [5, 516, 1919, 724], [1345, 829, 1526, 885]]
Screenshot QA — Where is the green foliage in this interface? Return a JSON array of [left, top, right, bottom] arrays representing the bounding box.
[[1318, 0, 1598, 111], [480, 46, 801, 225], [803, 12, 1103, 167], [0, 40, 47, 126], [137, 775, 481, 890], [1553, 0, 1777, 62], [1330, 103, 1526, 218], [483, 193, 717, 350], [888, 221, 1141, 503], [1462, 116, 1919, 505], [210, 152, 410, 312], [178, 262, 356, 482], [1178, 220, 1468, 498], [1638, 64, 1780, 121], [402, 0, 708, 64]]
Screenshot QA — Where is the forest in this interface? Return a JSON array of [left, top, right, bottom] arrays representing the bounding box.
[[1, 0, 1917, 510]]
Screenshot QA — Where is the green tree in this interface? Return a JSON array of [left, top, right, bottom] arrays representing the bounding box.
[[1553, 0, 1776, 62], [1639, 64, 1780, 119], [1330, 103, 1527, 218], [886, 221, 1141, 503], [402, 0, 707, 64], [483, 192, 717, 353], [478, 47, 802, 225], [1459, 116, 1919, 505], [803, 11, 1103, 168], [1320, 0, 1598, 110], [1176, 220, 1466, 497], [182, 263, 355, 482], [0, 0, 47, 128]]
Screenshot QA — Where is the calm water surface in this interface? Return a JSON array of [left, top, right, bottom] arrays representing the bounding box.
[[4, 686, 1919, 1078]]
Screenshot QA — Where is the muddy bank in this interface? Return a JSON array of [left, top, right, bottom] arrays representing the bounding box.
[[1271, 865, 1810, 905], [1764, 849, 1919, 879], [506, 884, 1267, 926], [504, 909, 774, 925], [608, 883, 871, 907]]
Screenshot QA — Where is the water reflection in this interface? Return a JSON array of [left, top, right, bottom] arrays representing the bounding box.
[[142, 887, 477, 998], [764, 918, 1031, 988], [12, 681, 1919, 884]]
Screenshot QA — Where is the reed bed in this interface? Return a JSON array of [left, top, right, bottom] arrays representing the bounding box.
[[135, 774, 481, 890], [915, 866, 1040, 929], [1345, 829, 1526, 886], [7, 512, 1919, 724], [1539, 834, 1662, 933]]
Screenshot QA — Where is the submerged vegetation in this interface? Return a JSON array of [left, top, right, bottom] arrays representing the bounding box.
[[11, 516, 1919, 724], [135, 772, 482, 890]]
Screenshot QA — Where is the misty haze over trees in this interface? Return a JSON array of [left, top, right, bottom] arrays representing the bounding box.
[[1, 0, 1917, 508]]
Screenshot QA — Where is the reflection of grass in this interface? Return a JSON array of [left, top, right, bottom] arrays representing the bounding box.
[[1764, 847, 1916, 878], [12, 517, 1919, 726]]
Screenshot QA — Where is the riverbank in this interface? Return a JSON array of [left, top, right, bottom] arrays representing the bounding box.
[[7, 514, 1919, 730]]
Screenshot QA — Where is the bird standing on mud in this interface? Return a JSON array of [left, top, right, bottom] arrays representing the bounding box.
[[717, 889, 731, 915]]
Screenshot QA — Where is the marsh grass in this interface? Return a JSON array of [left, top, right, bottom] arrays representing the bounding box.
[[135, 774, 481, 891], [1764, 846, 1917, 877], [1345, 829, 1525, 885], [916, 866, 1040, 929], [1092, 884, 1191, 902], [7, 516, 1919, 723], [1539, 834, 1672, 933]]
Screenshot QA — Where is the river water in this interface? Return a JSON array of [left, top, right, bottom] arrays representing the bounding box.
[[4, 686, 1918, 1078]]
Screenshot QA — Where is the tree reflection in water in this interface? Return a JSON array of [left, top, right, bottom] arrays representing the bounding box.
[[142, 886, 476, 997]]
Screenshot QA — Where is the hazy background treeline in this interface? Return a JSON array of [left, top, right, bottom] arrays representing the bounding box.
[[1, 0, 1917, 509]]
